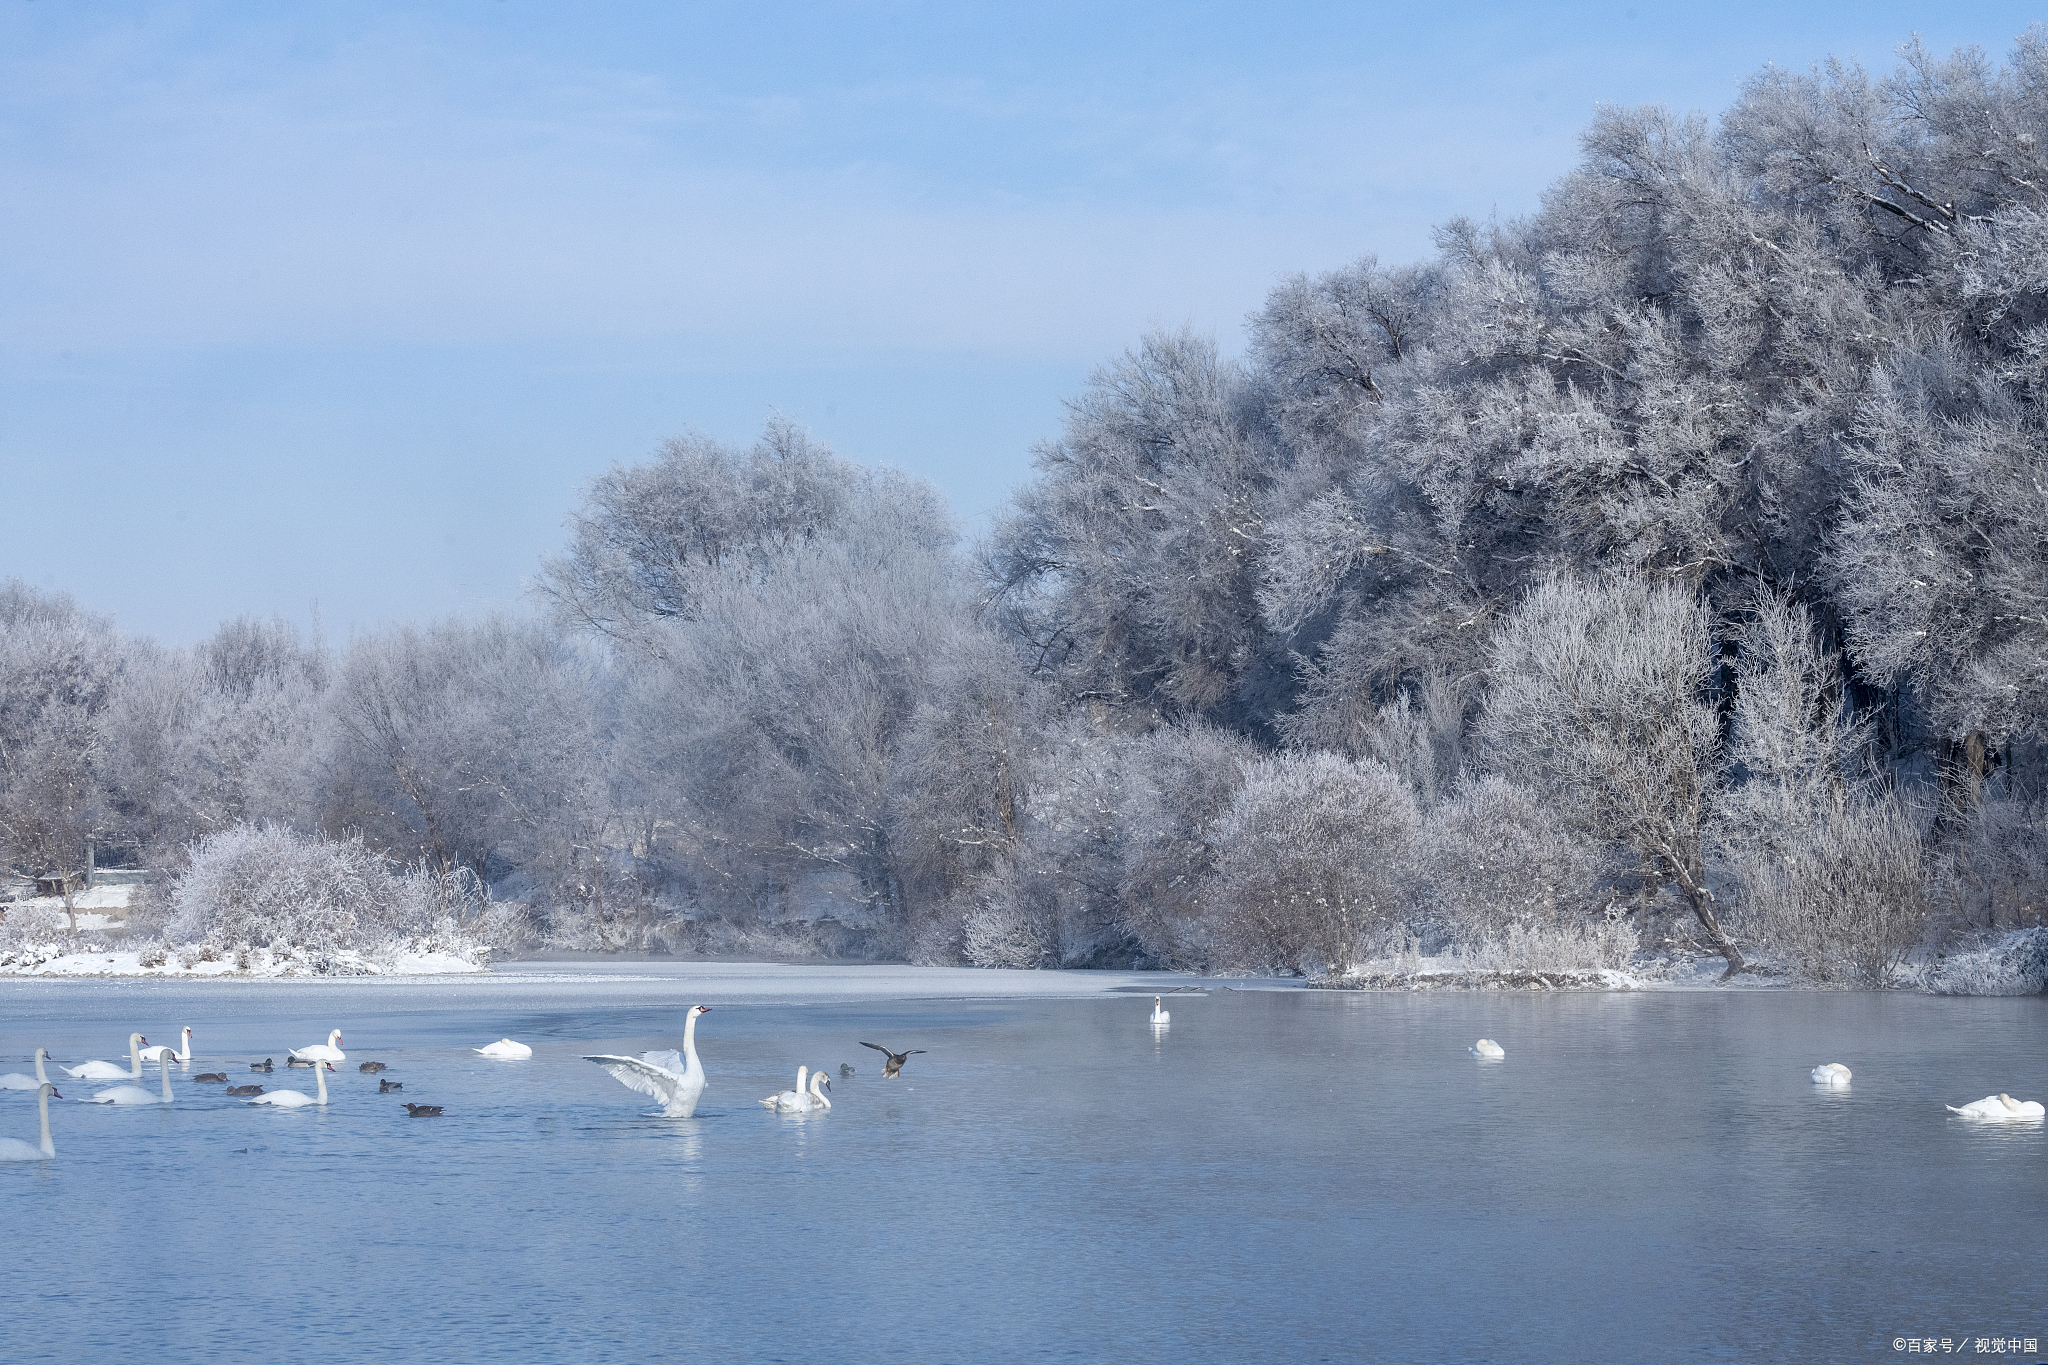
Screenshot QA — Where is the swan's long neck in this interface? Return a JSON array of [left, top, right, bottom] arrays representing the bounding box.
[[159, 1054, 173, 1102], [34, 1050, 48, 1085], [37, 1086, 54, 1157], [177, 1028, 192, 1062], [795, 1065, 808, 1097], [128, 1034, 144, 1078], [681, 1010, 703, 1079], [314, 1063, 329, 1105]]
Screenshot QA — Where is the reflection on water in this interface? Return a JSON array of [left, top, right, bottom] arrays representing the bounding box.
[[1, 973, 2043, 1363]]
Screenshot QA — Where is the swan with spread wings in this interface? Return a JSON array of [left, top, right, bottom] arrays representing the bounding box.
[[585, 1005, 712, 1117]]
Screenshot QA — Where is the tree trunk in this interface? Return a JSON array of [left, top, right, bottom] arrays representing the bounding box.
[[1933, 731, 1996, 838]]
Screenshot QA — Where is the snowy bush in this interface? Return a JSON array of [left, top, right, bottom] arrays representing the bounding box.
[[1115, 723, 1260, 971], [142, 823, 493, 963], [1914, 928, 2048, 996], [1419, 776, 1615, 943], [955, 857, 1059, 969], [1449, 914, 1641, 974], [1209, 751, 1418, 976], [1726, 794, 1927, 987]]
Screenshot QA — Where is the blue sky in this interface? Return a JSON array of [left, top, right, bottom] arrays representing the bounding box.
[[3, 2, 2042, 643]]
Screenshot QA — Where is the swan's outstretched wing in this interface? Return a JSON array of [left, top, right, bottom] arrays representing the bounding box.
[[584, 1054, 687, 1106], [638, 1050, 685, 1073]]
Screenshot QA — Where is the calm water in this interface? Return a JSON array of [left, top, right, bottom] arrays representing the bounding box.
[[1, 967, 2042, 1364]]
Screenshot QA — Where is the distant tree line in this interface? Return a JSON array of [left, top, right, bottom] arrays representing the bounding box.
[[8, 34, 2048, 982]]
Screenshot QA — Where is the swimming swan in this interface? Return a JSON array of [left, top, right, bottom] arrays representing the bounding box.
[[1471, 1039, 1505, 1060], [1946, 1093, 2046, 1119], [760, 1065, 815, 1113], [1810, 1063, 1852, 1086], [584, 1005, 711, 1118], [289, 1031, 345, 1065], [0, 1048, 53, 1090], [62, 1034, 147, 1081], [139, 1028, 193, 1063], [87, 1053, 175, 1105], [248, 1061, 332, 1108], [475, 1039, 533, 1059], [0, 1083, 60, 1161], [1150, 997, 1171, 1024]]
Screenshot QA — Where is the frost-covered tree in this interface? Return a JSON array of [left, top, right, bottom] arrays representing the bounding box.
[[100, 617, 327, 858], [551, 422, 972, 931], [324, 617, 603, 904], [985, 330, 1292, 733], [1478, 574, 1744, 972], [1113, 722, 1261, 969], [0, 582, 118, 925]]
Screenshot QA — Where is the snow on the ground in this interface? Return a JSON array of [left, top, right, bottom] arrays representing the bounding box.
[[0, 885, 135, 933], [0, 940, 489, 978], [1902, 927, 2048, 995]]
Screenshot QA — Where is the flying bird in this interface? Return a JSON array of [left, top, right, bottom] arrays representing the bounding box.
[[859, 1042, 925, 1078]]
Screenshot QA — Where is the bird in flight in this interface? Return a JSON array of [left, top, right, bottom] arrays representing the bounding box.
[[859, 1041, 926, 1078]]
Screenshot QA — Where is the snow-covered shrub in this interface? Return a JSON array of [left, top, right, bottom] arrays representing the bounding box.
[[1450, 914, 1641, 974], [1115, 723, 1259, 970], [148, 823, 490, 961], [1209, 751, 1418, 976], [1419, 776, 1615, 944], [1727, 793, 1927, 986], [1915, 927, 2048, 996], [956, 857, 1058, 969], [1939, 791, 2048, 933]]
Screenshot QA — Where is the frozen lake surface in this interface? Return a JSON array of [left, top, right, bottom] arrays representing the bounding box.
[[2, 964, 2043, 1363]]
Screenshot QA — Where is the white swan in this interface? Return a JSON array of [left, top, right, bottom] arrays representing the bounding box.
[[88, 1053, 175, 1106], [138, 1028, 193, 1063], [0, 1048, 52, 1090], [1150, 996, 1171, 1024], [0, 1083, 60, 1161], [289, 1030, 345, 1064], [62, 1033, 146, 1081], [760, 1065, 815, 1113], [1471, 1039, 1505, 1059], [806, 1067, 832, 1111], [1810, 1062, 1852, 1086], [248, 1061, 332, 1108], [1946, 1092, 2046, 1119], [475, 1039, 533, 1059], [583, 1004, 711, 1118]]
